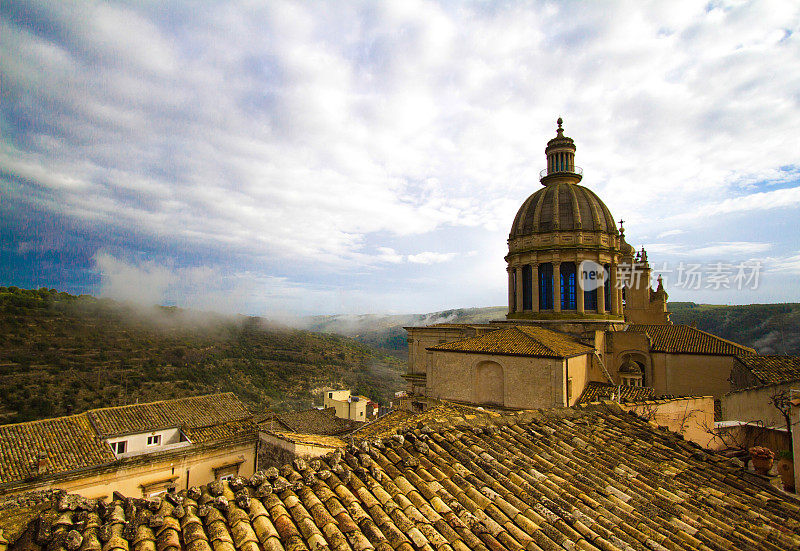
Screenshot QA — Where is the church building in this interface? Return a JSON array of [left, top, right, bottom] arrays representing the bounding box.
[[405, 119, 755, 409]]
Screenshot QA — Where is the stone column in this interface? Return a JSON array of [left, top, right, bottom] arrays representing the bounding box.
[[609, 264, 618, 314], [553, 262, 561, 312], [531, 264, 539, 312], [515, 266, 524, 313], [576, 263, 585, 314], [507, 268, 514, 314], [597, 274, 606, 314]]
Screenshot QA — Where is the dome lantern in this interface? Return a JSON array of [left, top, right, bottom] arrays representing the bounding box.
[[540, 117, 583, 185]]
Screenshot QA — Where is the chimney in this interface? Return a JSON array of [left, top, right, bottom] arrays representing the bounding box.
[[35, 452, 48, 476]]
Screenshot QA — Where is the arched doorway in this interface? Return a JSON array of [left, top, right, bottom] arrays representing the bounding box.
[[475, 361, 504, 406]]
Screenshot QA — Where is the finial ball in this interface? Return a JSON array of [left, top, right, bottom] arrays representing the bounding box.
[[557, 117, 563, 127]]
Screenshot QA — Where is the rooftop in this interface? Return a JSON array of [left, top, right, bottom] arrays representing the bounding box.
[[11, 402, 800, 550], [0, 393, 255, 486], [735, 355, 800, 386], [576, 381, 657, 404], [88, 392, 252, 437], [429, 325, 594, 358], [627, 324, 756, 356], [259, 408, 362, 436]]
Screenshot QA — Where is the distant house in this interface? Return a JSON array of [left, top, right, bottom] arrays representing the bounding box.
[[0, 393, 258, 498], [322, 389, 378, 422]]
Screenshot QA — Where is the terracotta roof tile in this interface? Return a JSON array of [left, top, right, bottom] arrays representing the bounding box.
[[626, 324, 756, 356], [14, 402, 800, 550], [0, 393, 255, 486], [735, 355, 800, 385], [183, 418, 259, 444], [0, 413, 114, 484], [576, 381, 656, 404], [88, 393, 252, 437], [263, 431, 345, 449], [429, 326, 594, 358], [260, 408, 361, 436]]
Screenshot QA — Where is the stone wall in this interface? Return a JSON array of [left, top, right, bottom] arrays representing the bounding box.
[[722, 382, 796, 429], [622, 396, 716, 449], [428, 350, 569, 409], [651, 353, 735, 399]]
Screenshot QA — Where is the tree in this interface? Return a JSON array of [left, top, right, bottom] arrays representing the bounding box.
[[770, 389, 792, 439]]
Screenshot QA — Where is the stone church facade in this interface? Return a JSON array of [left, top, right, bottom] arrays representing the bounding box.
[[406, 120, 755, 409]]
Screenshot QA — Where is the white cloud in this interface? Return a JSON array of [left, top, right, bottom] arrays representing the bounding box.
[[4, 1, 800, 312], [407, 251, 458, 264], [688, 242, 773, 257], [375, 247, 404, 264], [94, 252, 177, 306]]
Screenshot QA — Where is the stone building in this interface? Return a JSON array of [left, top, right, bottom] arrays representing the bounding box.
[[0, 393, 258, 499], [406, 120, 757, 409]]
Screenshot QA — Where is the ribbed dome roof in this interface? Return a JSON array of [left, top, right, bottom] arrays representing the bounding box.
[[510, 181, 618, 238]]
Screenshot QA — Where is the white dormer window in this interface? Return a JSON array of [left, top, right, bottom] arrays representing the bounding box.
[[111, 441, 127, 455], [147, 435, 161, 446]]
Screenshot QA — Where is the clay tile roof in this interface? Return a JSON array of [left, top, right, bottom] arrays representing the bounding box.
[[88, 392, 252, 437], [627, 324, 756, 356], [264, 430, 346, 449], [183, 417, 259, 444], [15, 402, 800, 551], [429, 325, 594, 358], [576, 381, 656, 404], [0, 393, 256, 486], [0, 413, 114, 484], [261, 408, 362, 436], [735, 355, 800, 385]]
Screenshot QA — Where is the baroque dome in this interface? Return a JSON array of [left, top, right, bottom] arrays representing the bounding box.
[[509, 181, 618, 238]]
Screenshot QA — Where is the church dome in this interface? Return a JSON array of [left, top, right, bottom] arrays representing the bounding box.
[[509, 119, 618, 239], [510, 182, 618, 237]]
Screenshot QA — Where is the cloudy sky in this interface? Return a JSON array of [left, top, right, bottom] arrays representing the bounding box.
[[2, 1, 799, 316]]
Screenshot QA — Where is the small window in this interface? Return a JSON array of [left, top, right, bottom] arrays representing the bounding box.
[[111, 441, 127, 454], [329, 392, 333, 398], [220, 474, 233, 481], [147, 435, 161, 446], [359, 411, 363, 417]]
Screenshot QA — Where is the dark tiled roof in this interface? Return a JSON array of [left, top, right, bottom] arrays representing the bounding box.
[[0, 414, 113, 484], [429, 325, 594, 358], [88, 393, 252, 437], [16, 403, 800, 551], [183, 418, 259, 444], [262, 408, 362, 436], [627, 324, 756, 356], [735, 355, 800, 385], [576, 381, 656, 404]]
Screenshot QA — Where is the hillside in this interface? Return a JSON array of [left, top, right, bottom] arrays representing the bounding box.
[[0, 287, 405, 424], [304, 306, 508, 356], [309, 303, 800, 357], [668, 302, 800, 355]]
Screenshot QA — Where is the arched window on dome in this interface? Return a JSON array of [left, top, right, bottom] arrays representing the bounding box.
[[603, 264, 611, 312], [522, 265, 532, 310], [584, 282, 597, 311], [561, 262, 577, 310], [538, 263, 553, 310]]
